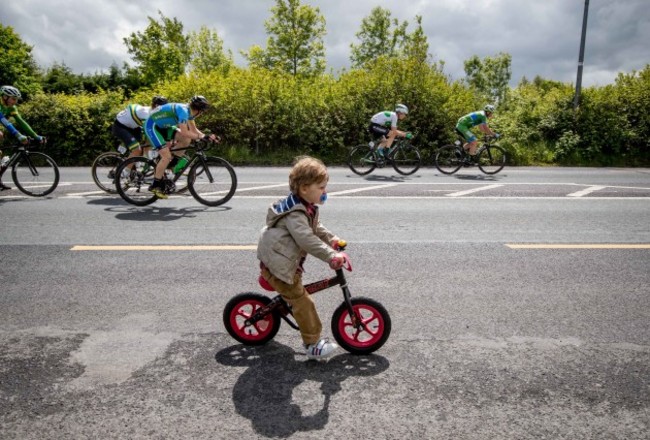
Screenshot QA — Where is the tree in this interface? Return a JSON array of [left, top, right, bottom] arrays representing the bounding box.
[[349, 7, 408, 68], [0, 24, 42, 96], [123, 11, 189, 85], [188, 26, 233, 73], [464, 52, 512, 105], [402, 15, 430, 64], [242, 0, 326, 76], [41, 62, 82, 94]]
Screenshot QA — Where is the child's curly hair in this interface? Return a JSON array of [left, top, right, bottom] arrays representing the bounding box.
[[289, 156, 329, 194]]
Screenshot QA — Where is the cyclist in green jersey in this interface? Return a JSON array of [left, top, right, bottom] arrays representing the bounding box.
[[0, 85, 46, 191], [455, 104, 499, 161]]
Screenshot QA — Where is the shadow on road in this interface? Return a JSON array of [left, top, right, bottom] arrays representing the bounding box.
[[102, 205, 230, 222], [215, 342, 389, 438]]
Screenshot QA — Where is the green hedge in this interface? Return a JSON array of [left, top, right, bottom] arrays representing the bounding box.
[[14, 60, 650, 166]]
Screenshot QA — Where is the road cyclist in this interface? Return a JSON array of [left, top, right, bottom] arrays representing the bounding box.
[[368, 104, 412, 161], [455, 104, 500, 166], [143, 95, 218, 199], [0, 85, 46, 191]]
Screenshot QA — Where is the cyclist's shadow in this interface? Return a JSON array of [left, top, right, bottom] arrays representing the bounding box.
[[215, 342, 390, 438], [102, 205, 230, 222]]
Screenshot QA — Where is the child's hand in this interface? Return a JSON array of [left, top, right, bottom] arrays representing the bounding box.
[[331, 239, 346, 250], [329, 253, 347, 270]]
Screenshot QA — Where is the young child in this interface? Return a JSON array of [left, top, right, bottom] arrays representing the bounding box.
[[257, 156, 346, 360]]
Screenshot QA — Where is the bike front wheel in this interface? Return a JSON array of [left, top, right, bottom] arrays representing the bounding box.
[[115, 156, 158, 206], [331, 297, 391, 355], [347, 145, 377, 176], [391, 143, 421, 175], [223, 293, 281, 346], [477, 145, 507, 175], [91, 151, 124, 193], [188, 156, 237, 206], [11, 151, 60, 196], [434, 145, 463, 175]]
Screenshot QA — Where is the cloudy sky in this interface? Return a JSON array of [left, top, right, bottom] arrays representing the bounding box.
[[2, 0, 648, 87]]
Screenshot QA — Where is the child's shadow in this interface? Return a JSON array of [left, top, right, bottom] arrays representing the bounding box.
[[215, 342, 390, 438]]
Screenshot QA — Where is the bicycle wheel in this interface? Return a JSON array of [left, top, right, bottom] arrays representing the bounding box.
[[91, 152, 124, 193], [477, 145, 506, 175], [435, 145, 463, 175], [347, 145, 377, 176], [391, 143, 421, 175], [11, 151, 60, 196], [223, 293, 281, 346], [188, 156, 237, 206], [331, 297, 391, 355], [115, 156, 157, 206]]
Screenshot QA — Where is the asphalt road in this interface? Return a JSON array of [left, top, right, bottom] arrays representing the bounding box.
[[1, 166, 649, 439]]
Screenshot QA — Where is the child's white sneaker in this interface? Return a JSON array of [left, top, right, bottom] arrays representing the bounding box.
[[304, 338, 338, 360]]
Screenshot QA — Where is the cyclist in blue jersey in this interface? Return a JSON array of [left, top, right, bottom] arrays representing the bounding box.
[[0, 85, 46, 191], [143, 95, 218, 199]]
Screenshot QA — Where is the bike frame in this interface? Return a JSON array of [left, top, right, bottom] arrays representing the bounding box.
[[1, 145, 38, 177], [245, 268, 362, 333]]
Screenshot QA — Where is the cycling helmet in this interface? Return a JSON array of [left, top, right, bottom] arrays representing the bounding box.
[[151, 95, 168, 107], [1, 85, 22, 99], [189, 95, 210, 111], [395, 104, 409, 115], [484, 104, 496, 114]]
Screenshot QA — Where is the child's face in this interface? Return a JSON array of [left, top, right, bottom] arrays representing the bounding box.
[[299, 180, 328, 205]]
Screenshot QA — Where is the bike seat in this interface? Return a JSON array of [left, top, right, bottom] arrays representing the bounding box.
[[258, 274, 276, 292]]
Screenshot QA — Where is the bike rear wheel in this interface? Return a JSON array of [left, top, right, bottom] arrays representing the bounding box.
[[91, 151, 124, 193], [347, 145, 377, 176], [391, 143, 421, 175], [223, 293, 281, 346], [188, 156, 237, 206], [477, 145, 506, 175], [435, 145, 464, 175], [11, 151, 60, 196], [331, 297, 391, 354], [115, 156, 158, 206]]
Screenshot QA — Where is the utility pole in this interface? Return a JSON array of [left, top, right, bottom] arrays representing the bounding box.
[[574, 0, 590, 109]]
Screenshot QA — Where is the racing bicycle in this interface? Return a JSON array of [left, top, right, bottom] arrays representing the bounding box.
[[223, 241, 391, 355], [348, 137, 421, 176], [0, 138, 59, 196], [114, 138, 236, 207], [435, 134, 507, 175]]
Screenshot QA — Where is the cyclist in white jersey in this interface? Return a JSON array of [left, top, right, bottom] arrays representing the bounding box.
[[368, 104, 410, 158], [111, 96, 167, 159]]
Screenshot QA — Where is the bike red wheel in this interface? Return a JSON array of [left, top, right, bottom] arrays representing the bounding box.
[[223, 292, 280, 345], [331, 297, 391, 354]]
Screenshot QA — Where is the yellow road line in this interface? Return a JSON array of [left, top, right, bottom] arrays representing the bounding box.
[[71, 245, 257, 251], [506, 244, 650, 249]]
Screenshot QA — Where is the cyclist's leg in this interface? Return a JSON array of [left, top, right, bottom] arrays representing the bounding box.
[[143, 120, 172, 196], [368, 123, 390, 156], [456, 126, 478, 155]]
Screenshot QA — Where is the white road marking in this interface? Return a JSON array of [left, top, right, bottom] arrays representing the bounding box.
[[566, 185, 607, 197], [446, 184, 504, 197], [328, 183, 399, 196]]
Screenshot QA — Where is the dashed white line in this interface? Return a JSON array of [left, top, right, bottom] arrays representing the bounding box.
[[445, 184, 504, 197], [328, 183, 399, 196], [566, 185, 607, 197]]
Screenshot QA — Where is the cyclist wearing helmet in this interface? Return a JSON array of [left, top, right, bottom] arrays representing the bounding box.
[[455, 104, 499, 160], [368, 104, 411, 159], [1, 85, 46, 191], [143, 95, 218, 199], [111, 95, 168, 159]]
